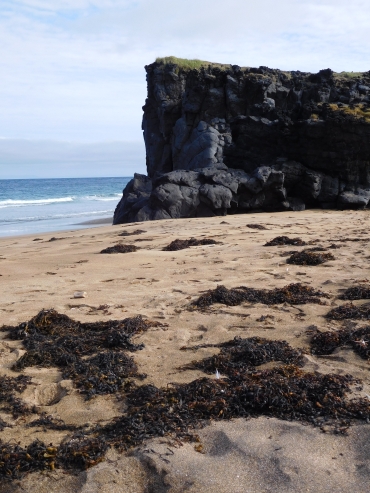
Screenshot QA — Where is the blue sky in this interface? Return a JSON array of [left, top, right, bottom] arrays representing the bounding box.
[[0, 0, 369, 178]]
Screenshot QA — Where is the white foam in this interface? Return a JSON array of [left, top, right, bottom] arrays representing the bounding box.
[[84, 194, 122, 201], [0, 197, 74, 208]]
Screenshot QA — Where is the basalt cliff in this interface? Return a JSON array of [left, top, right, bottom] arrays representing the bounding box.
[[114, 59, 370, 224]]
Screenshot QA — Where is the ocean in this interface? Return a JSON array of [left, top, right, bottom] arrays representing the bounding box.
[[0, 177, 131, 237]]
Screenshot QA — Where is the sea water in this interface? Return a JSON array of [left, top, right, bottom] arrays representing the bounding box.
[[0, 177, 131, 237]]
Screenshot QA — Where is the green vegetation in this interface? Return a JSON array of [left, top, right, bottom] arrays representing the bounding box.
[[334, 71, 364, 79], [329, 103, 370, 122], [155, 56, 232, 71]]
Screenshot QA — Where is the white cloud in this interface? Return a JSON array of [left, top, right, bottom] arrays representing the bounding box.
[[0, 0, 369, 175]]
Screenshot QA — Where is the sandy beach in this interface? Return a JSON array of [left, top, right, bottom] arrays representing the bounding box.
[[1, 210, 370, 492]]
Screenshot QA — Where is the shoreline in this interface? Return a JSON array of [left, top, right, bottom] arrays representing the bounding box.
[[0, 215, 114, 240], [75, 216, 113, 225]]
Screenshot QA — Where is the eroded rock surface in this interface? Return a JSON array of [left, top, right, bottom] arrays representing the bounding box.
[[114, 62, 370, 223]]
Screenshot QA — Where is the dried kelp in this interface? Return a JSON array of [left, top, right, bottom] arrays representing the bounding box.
[[64, 350, 142, 398], [280, 247, 328, 258], [0, 418, 10, 431], [26, 414, 79, 432], [329, 238, 364, 243], [118, 229, 146, 237], [311, 326, 370, 360], [2, 310, 160, 398], [100, 244, 138, 254], [326, 303, 370, 320], [0, 440, 56, 480], [100, 366, 370, 450], [2, 335, 370, 481], [0, 437, 107, 480], [48, 237, 66, 242], [264, 236, 306, 246], [0, 375, 33, 418], [58, 436, 108, 471], [287, 250, 335, 266], [192, 283, 329, 309], [163, 238, 219, 251], [339, 285, 370, 300], [184, 336, 303, 374], [246, 224, 267, 230]]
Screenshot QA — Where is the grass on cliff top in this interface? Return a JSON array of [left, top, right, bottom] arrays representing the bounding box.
[[334, 71, 365, 79], [155, 56, 232, 71], [329, 103, 370, 122], [155, 58, 368, 80]]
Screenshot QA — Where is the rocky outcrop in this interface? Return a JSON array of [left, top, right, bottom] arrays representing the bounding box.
[[114, 61, 370, 224]]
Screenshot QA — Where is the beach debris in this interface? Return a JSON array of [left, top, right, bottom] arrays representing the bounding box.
[[0, 437, 107, 480], [329, 237, 364, 243], [192, 283, 330, 309], [0, 418, 11, 431], [1, 309, 163, 399], [58, 436, 108, 470], [26, 413, 79, 431], [0, 374, 34, 418], [184, 336, 303, 373], [65, 350, 141, 398], [279, 250, 300, 257], [246, 224, 267, 230], [1, 363, 369, 481], [73, 291, 87, 298], [339, 285, 370, 300], [1, 321, 370, 481], [286, 250, 335, 266], [311, 326, 370, 360], [264, 236, 306, 246], [100, 244, 138, 254], [118, 229, 146, 236], [48, 237, 66, 242], [326, 302, 370, 320], [162, 237, 220, 251]]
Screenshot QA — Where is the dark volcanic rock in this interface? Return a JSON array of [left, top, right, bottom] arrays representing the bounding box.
[[114, 61, 370, 224]]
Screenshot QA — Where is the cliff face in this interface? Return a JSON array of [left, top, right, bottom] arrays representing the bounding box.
[[114, 61, 370, 224]]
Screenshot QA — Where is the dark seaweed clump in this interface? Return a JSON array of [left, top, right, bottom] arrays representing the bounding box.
[[100, 244, 138, 254], [1, 334, 370, 481], [287, 250, 335, 265], [192, 283, 329, 309], [163, 237, 219, 251], [2, 309, 162, 399], [0, 437, 108, 480], [326, 303, 370, 321], [264, 236, 306, 246], [118, 229, 146, 237], [311, 326, 370, 360], [246, 224, 267, 230], [0, 375, 33, 418], [0, 418, 10, 431], [100, 366, 370, 450], [339, 285, 370, 300], [184, 336, 303, 374], [279, 247, 328, 257], [65, 350, 139, 397]]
